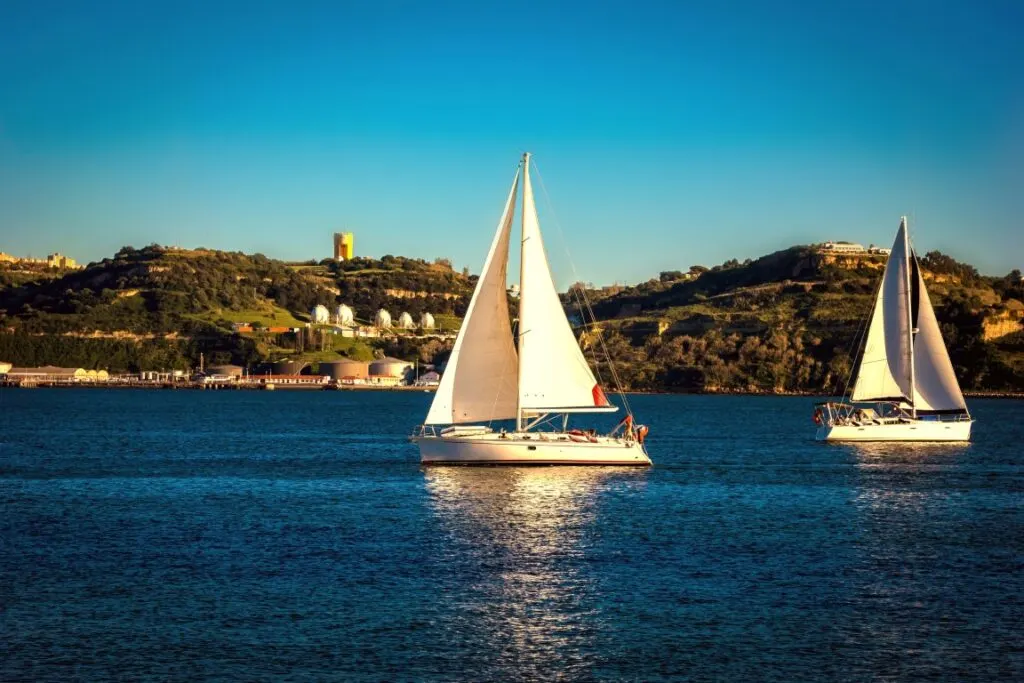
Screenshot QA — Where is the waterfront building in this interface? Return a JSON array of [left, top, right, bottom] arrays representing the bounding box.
[[258, 374, 329, 386], [333, 232, 355, 260], [0, 361, 11, 375], [5, 366, 102, 383], [415, 370, 441, 387]]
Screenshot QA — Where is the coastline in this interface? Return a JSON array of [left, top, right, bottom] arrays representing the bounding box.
[[2, 381, 1021, 398]]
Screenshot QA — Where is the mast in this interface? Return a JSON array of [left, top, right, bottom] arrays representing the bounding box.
[[903, 217, 916, 417], [516, 152, 530, 432]]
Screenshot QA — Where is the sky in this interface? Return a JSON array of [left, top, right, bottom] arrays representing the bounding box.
[[1, 0, 1022, 286]]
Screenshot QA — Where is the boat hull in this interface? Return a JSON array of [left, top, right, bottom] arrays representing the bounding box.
[[415, 434, 652, 465], [816, 419, 972, 442]]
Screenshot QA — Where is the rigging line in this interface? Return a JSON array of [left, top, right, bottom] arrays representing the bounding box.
[[531, 160, 634, 419], [568, 283, 608, 386]]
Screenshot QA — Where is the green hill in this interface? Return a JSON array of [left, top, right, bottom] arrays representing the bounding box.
[[1, 242, 1021, 393], [579, 247, 1024, 393], [0, 245, 471, 371]]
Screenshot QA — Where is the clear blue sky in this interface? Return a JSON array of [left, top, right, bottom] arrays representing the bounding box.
[[1, 0, 1021, 285]]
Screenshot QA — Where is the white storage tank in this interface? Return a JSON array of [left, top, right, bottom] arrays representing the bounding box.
[[335, 304, 354, 325], [375, 309, 392, 328], [311, 304, 330, 324], [397, 312, 414, 329], [420, 312, 435, 329]]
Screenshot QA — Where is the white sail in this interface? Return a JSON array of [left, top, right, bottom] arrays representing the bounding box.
[[425, 168, 521, 424], [851, 278, 908, 402], [910, 263, 968, 412], [852, 218, 914, 402], [517, 154, 613, 413]]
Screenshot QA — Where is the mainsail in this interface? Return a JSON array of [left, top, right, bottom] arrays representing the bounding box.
[[851, 217, 967, 413], [424, 154, 614, 426], [851, 218, 913, 402], [516, 153, 613, 414], [424, 168, 521, 425]]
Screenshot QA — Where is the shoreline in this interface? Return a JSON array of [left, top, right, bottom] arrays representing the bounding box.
[[2, 382, 1021, 399], [0, 380, 437, 392]]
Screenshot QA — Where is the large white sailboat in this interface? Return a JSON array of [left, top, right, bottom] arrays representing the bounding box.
[[814, 217, 973, 442], [413, 154, 652, 465]]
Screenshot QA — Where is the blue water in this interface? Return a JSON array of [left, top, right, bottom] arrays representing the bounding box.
[[1, 390, 1021, 681]]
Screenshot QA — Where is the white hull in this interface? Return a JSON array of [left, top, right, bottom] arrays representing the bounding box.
[[816, 419, 972, 442], [415, 433, 651, 466]]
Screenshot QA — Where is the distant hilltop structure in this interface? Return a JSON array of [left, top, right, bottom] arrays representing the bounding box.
[[0, 251, 83, 269], [333, 232, 354, 260], [816, 241, 890, 256]]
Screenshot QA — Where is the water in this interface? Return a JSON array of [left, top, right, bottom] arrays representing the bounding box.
[[1, 390, 1021, 681]]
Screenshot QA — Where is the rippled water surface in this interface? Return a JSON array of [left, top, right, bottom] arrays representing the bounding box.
[[1, 390, 1021, 681]]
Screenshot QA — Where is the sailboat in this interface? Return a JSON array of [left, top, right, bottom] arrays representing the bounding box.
[[412, 153, 652, 465], [814, 217, 973, 441]]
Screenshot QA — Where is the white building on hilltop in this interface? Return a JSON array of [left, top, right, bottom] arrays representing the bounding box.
[[820, 241, 866, 254]]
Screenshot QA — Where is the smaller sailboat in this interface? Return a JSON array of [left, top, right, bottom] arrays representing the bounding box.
[[412, 153, 651, 465], [814, 217, 973, 441]]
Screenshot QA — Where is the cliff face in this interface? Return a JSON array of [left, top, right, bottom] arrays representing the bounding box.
[[982, 304, 1024, 341]]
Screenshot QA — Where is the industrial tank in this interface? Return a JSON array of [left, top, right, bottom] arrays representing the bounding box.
[[207, 364, 244, 378], [335, 304, 355, 325], [272, 360, 308, 376], [368, 357, 413, 380], [375, 309, 392, 328], [397, 312, 414, 329], [319, 359, 370, 380], [310, 304, 330, 324], [420, 312, 435, 329]]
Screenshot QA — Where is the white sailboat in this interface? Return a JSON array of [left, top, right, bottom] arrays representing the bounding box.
[[413, 153, 652, 465], [814, 217, 973, 441]]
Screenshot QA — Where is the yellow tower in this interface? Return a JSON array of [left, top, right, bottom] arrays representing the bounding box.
[[333, 232, 354, 260]]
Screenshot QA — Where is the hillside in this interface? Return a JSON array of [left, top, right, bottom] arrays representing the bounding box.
[[0, 245, 472, 371], [578, 247, 1024, 393], [1, 242, 1021, 393]]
